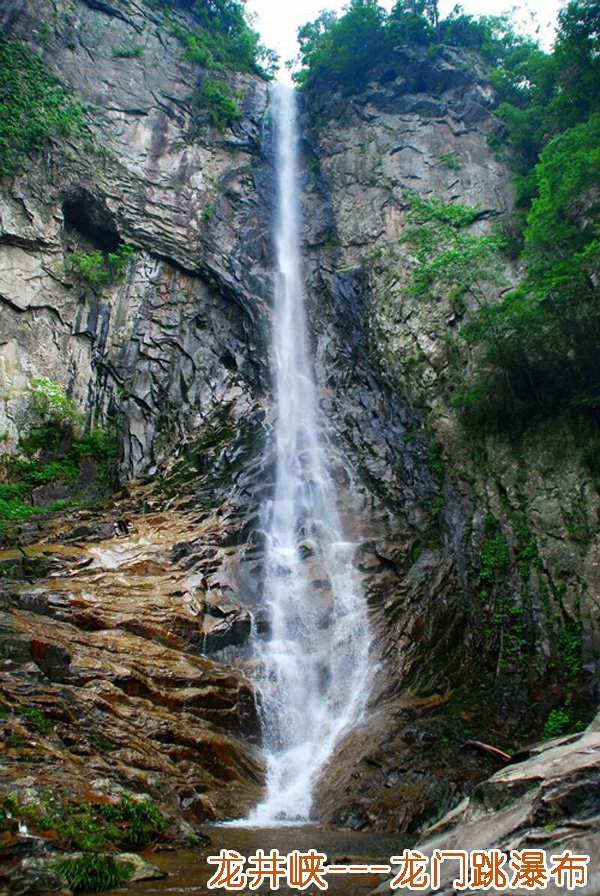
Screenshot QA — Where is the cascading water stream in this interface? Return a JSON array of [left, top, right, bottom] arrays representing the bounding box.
[[247, 84, 371, 825]]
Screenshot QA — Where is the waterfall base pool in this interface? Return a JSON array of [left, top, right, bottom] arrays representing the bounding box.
[[101, 825, 413, 895]]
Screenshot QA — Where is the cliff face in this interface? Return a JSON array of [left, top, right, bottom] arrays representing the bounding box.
[[0, 0, 271, 480], [0, 0, 599, 861], [0, 0, 275, 839], [299, 45, 600, 830]]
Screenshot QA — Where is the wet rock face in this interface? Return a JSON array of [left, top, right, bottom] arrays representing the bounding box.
[[372, 714, 600, 895], [297, 46, 599, 832], [0, 0, 273, 480], [0, 503, 266, 826], [0, 0, 277, 844], [0, 3, 503, 836], [301, 45, 512, 264]]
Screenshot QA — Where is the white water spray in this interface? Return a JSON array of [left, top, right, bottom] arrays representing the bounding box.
[[247, 85, 371, 824]]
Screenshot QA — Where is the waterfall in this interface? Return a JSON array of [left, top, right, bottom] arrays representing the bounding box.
[[247, 84, 371, 825]]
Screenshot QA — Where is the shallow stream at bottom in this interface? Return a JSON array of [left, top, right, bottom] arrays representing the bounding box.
[[102, 825, 413, 895]]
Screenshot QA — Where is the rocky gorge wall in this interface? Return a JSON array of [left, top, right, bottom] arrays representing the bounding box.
[[0, 0, 272, 481], [0, 0, 599, 869], [0, 0, 281, 850], [297, 47, 600, 830]]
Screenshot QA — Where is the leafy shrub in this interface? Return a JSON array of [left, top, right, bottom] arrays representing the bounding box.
[[438, 151, 462, 170], [98, 792, 169, 847], [193, 77, 241, 130], [0, 491, 40, 522], [111, 45, 144, 58], [39, 23, 53, 45], [402, 192, 506, 305], [65, 243, 135, 284], [9, 791, 169, 854], [23, 706, 53, 735], [479, 512, 509, 589], [558, 624, 583, 678], [28, 378, 82, 426], [52, 854, 131, 893], [0, 422, 118, 526], [71, 428, 119, 485], [165, 1, 278, 78], [543, 706, 572, 739], [0, 33, 88, 176], [427, 439, 445, 478]]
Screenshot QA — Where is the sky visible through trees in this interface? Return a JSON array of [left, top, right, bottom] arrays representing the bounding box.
[[246, 0, 562, 79]]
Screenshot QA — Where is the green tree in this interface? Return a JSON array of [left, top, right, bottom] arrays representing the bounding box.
[[387, 0, 436, 45], [65, 244, 135, 284], [295, 0, 387, 92], [402, 193, 507, 310], [553, 0, 600, 127], [28, 379, 82, 426], [165, 0, 278, 77], [193, 77, 241, 129], [456, 115, 600, 428]]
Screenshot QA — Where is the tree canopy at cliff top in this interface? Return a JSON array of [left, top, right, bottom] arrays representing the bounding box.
[[295, 0, 600, 196], [155, 0, 278, 77], [295, 0, 539, 92]]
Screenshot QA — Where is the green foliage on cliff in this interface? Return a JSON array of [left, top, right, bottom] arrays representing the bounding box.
[[402, 193, 506, 309], [111, 44, 145, 59], [491, 0, 600, 208], [7, 790, 169, 854], [0, 33, 88, 176], [98, 792, 169, 846], [0, 382, 118, 529], [543, 704, 573, 738], [28, 378, 83, 426], [23, 705, 53, 735], [479, 512, 509, 592], [404, 100, 600, 431], [0, 427, 117, 525], [193, 76, 241, 129], [299, 1, 600, 435], [160, 0, 278, 129], [296, 1, 387, 94], [294, 0, 535, 93], [65, 244, 135, 285], [296, 0, 600, 212], [455, 114, 600, 429], [6, 790, 168, 890], [162, 0, 278, 78]]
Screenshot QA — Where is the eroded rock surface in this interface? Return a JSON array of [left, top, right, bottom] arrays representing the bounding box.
[[373, 713, 600, 894], [0, 0, 272, 481], [0, 0, 274, 842], [0, 499, 266, 828], [298, 46, 599, 830]]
